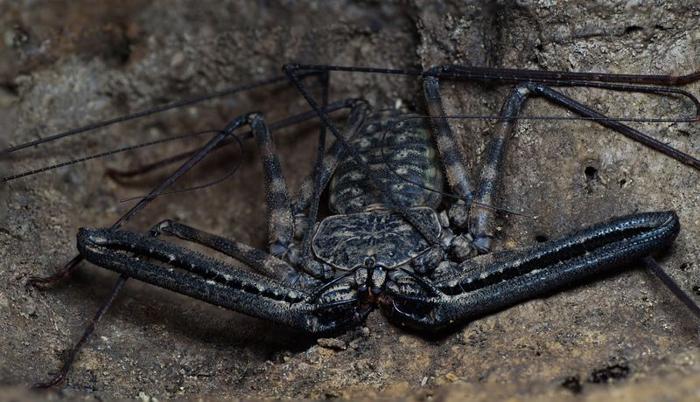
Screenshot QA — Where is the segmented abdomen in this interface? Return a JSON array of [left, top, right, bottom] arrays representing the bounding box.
[[329, 110, 444, 214]]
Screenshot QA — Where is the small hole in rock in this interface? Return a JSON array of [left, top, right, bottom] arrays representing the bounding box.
[[584, 166, 598, 180], [1, 82, 19, 96], [562, 376, 583, 394], [624, 25, 643, 34], [618, 178, 626, 188], [535, 234, 548, 243], [588, 364, 630, 384], [692, 285, 700, 296]]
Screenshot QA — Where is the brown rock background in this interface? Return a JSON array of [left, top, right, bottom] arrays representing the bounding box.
[[1, 1, 698, 400]]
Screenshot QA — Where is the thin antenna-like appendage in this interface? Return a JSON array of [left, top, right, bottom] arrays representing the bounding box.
[[105, 99, 354, 180], [286, 64, 700, 121], [0, 75, 290, 157], [112, 117, 249, 228], [3, 100, 353, 184], [2, 130, 218, 183], [644, 257, 700, 321], [425, 65, 700, 86], [32, 274, 127, 388], [540, 81, 700, 119], [527, 83, 700, 171], [6, 66, 695, 160], [299, 71, 330, 265], [27, 255, 84, 289], [288, 63, 700, 88], [117, 133, 244, 202]]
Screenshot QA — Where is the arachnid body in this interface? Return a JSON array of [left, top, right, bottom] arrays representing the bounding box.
[[73, 64, 696, 336], [4, 63, 700, 389]]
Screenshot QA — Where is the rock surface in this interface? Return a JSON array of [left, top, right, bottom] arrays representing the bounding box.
[[1, 1, 698, 400]]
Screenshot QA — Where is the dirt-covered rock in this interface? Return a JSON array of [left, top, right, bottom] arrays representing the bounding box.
[[1, 1, 698, 400]]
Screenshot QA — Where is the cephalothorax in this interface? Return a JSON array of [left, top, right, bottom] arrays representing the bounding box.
[[9, 64, 699, 385]]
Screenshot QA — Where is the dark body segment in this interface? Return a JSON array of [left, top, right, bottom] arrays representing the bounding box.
[[312, 207, 441, 271], [329, 110, 444, 214]]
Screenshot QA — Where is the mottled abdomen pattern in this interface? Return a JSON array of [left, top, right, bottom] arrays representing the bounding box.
[[329, 110, 444, 214]]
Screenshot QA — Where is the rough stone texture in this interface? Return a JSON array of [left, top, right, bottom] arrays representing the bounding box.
[[0, 1, 698, 400]]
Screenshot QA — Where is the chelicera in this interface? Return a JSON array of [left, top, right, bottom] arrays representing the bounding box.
[[5, 64, 699, 387]]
